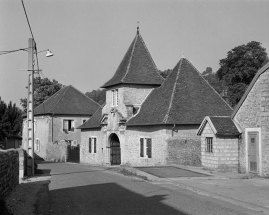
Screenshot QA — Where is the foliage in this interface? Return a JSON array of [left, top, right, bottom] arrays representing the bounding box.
[[216, 41, 268, 106], [0, 97, 23, 147], [201, 67, 226, 94], [85, 89, 106, 105], [158, 69, 172, 79], [20, 77, 63, 112]]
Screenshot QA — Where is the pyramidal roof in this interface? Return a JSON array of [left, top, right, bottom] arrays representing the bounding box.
[[127, 58, 233, 126], [34, 85, 100, 116], [101, 29, 164, 88]]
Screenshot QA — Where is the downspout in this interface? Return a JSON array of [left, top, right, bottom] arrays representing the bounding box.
[[52, 113, 54, 142], [172, 124, 175, 137]]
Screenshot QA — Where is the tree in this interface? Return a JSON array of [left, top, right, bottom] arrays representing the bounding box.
[[85, 89, 106, 105], [20, 77, 63, 112], [216, 41, 268, 106], [0, 97, 23, 148], [201, 67, 227, 94], [158, 69, 172, 79]]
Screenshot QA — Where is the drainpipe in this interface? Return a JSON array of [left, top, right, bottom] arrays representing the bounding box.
[[52, 113, 54, 142], [172, 124, 176, 137]]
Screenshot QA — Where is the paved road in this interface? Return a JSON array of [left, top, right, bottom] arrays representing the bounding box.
[[39, 162, 263, 215]]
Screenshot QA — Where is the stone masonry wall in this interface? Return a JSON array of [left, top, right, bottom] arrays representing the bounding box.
[[234, 68, 269, 175], [167, 137, 201, 166], [80, 129, 106, 165], [0, 149, 19, 200], [166, 125, 201, 166], [200, 122, 238, 172], [124, 126, 168, 166]]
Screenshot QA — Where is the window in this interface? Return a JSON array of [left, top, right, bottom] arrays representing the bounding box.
[[111, 89, 118, 106], [140, 138, 152, 158], [83, 119, 87, 124], [63, 120, 74, 132], [206, 137, 213, 153], [35, 139, 40, 152], [89, 137, 97, 154]]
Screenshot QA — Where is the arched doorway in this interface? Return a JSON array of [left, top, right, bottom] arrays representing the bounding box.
[[109, 133, 121, 165]]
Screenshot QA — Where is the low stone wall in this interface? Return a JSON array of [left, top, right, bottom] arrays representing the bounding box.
[[0, 149, 19, 200], [166, 137, 201, 166]]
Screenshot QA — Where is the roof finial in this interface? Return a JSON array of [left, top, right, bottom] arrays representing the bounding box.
[[137, 21, 139, 34], [182, 52, 185, 58]]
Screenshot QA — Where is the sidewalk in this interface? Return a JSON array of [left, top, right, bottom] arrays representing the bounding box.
[[126, 165, 269, 214]]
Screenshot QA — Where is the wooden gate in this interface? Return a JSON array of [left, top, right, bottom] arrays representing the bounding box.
[[67, 141, 80, 163], [110, 134, 121, 165]]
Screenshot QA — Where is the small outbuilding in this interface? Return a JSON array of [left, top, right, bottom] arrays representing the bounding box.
[[197, 116, 241, 172]]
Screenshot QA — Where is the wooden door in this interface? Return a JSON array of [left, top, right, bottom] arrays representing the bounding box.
[[110, 141, 121, 165], [248, 132, 258, 172]]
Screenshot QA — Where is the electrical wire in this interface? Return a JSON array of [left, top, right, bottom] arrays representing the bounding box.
[[0, 48, 28, 56], [21, 0, 34, 40]]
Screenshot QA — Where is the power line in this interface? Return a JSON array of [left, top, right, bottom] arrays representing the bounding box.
[[21, 0, 35, 40], [0, 48, 28, 56]]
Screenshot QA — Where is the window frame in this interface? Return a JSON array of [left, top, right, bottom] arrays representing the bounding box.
[[111, 89, 119, 107], [63, 119, 75, 132], [89, 136, 97, 154], [205, 137, 213, 153], [139, 137, 152, 158]]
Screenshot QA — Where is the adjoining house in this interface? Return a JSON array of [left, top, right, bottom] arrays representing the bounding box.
[[232, 62, 269, 176], [78, 29, 232, 167], [198, 62, 269, 176], [197, 116, 240, 172], [22, 85, 100, 162]]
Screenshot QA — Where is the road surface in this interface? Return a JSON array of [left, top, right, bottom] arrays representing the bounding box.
[[38, 162, 263, 215]]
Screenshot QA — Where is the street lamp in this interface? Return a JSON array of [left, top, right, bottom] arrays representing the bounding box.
[[37, 49, 54, 57]]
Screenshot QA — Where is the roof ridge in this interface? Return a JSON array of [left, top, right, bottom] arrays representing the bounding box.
[[47, 85, 69, 114], [121, 34, 138, 83], [163, 59, 183, 123], [138, 34, 164, 80], [185, 58, 233, 111], [70, 85, 101, 107]]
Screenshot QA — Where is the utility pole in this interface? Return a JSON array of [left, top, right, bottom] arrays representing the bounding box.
[[27, 38, 35, 176]]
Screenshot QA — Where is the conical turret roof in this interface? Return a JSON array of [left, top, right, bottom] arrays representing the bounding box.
[[127, 58, 233, 126], [101, 30, 163, 88]]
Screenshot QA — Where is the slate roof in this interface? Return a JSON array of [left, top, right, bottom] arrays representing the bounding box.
[[77, 107, 102, 129], [33, 85, 100, 116], [127, 58, 233, 126], [232, 61, 269, 118], [197, 116, 240, 136], [101, 30, 164, 88]]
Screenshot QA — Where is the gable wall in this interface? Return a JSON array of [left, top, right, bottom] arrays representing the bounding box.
[[200, 122, 238, 171], [234, 68, 269, 175], [22, 116, 50, 160]]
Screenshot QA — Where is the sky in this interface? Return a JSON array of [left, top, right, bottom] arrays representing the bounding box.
[[0, 0, 269, 108]]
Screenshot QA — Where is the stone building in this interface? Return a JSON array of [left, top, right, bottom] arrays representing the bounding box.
[[231, 62, 269, 176], [78, 29, 232, 166], [197, 116, 240, 172], [22, 85, 100, 161]]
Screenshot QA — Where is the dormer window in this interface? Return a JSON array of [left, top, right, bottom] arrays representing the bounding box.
[[111, 89, 118, 106]]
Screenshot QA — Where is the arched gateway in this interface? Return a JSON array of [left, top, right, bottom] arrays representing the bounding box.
[[109, 133, 121, 165]]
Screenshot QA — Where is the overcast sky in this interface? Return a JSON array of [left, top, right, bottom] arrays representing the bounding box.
[[1, 0, 268, 108]]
